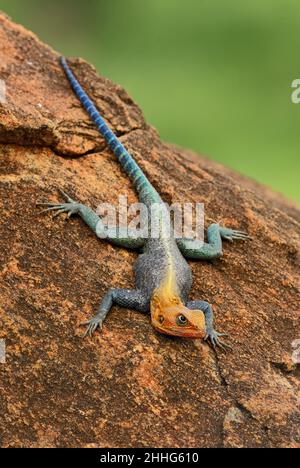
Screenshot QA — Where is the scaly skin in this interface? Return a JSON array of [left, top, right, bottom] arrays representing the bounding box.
[[37, 57, 250, 350]]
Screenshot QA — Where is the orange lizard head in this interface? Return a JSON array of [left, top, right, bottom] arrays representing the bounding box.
[[151, 304, 206, 339]]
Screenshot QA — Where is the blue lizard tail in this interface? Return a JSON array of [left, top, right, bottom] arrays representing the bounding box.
[[60, 57, 159, 204]]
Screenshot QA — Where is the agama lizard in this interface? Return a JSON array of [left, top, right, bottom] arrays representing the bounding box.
[[38, 57, 250, 349]]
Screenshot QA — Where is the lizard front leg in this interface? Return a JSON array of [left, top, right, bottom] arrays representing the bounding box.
[[37, 189, 145, 249], [186, 300, 230, 350], [82, 288, 149, 337], [177, 223, 250, 260]]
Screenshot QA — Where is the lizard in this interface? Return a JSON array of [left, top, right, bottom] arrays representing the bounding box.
[[38, 56, 250, 349]]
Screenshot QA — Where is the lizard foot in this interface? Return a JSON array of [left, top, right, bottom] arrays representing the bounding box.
[[204, 329, 231, 351], [219, 226, 251, 242], [37, 189, 81, 218], [81, 316, 103, 338]]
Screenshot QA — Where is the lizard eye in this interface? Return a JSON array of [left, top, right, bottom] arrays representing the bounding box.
[[176, 314, 188, 326], [158, 315, 164, 324]]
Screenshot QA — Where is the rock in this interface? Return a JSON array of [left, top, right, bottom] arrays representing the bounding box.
[[0, 13, 299, 448]]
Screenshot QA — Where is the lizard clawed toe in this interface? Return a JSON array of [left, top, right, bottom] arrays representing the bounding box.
[[220, 226, 252, 242], [37, 204, 65, 213], [230, 230, 252, 241], [204, 330, 231, 351], [37, 195, 81, 219], [58, 188, 76, 204], [81, 318, 103, 338]]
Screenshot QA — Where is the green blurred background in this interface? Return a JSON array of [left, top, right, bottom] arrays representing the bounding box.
[[1, 0, 300, 202]]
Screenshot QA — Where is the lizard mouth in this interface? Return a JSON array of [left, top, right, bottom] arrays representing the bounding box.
[[153, 324, 206, 339]]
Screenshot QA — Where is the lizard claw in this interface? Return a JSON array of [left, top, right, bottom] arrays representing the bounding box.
[[37, 203, 80, 219], [204, 329, 231, 351], [220, 226, 252, 242], [36, 189, 81, 219], [58, 188, 76, 204], [81, 317, 103, 338]]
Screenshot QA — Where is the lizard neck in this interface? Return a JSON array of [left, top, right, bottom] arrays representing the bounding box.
[[150, 269, 183, 321]]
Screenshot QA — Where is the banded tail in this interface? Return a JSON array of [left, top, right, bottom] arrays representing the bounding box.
[[60, 57, 159, 204]]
